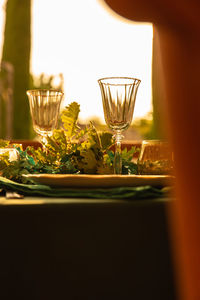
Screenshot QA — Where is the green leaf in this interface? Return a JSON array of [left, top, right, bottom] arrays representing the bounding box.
[[61, 102, 80, 138], [99, 132, 113, 150], [121, 147, 138, 174], [78, 149, 98, 174], [0, 152, 10, 170], [0, 139, 10, 148]]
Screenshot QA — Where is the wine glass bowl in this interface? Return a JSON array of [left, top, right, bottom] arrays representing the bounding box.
[[98, 77, 141, 174], [26, 89, 64, 144], [137, 140, 174, 175]]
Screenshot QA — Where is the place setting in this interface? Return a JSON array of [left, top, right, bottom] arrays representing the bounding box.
[[0, 76, 175, 199]]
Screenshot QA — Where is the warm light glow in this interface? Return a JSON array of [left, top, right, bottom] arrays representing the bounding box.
[[0, 0, 5, 58], [31, 0, 153, 122], [0, 0, 153, 123]]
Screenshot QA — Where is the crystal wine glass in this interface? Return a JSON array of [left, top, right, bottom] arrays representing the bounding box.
[[137, 140, 174, 175], [26, 89, 64, 145], [98, 77, 141, 174]]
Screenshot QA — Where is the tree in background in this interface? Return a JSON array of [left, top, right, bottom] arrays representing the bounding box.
[[1, 0, 31, 139]]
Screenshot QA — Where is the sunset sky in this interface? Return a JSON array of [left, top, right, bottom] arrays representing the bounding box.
[[0, 0, 153, 122]]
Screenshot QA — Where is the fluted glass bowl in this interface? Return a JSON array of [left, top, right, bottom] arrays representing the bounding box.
[[137, 140, 174, 175]]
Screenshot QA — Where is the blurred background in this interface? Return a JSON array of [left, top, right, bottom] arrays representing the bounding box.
[[0, 0, 160, 141]]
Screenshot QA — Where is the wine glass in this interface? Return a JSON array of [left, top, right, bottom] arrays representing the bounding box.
[[26, 89, 64, 145], [137, 140, 174, 175], [98, 77, 141, 174]]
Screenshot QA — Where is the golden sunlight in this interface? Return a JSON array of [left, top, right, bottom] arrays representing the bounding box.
[[0, 1, 5, 48], [0, 0, 153, 122], [31, 0, 153, 122]]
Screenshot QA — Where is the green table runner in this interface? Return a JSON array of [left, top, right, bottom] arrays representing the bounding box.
[[0, 176, 172, 199]]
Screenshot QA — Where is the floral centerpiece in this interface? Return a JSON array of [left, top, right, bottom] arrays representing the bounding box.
[[0, 102, 138, 183]]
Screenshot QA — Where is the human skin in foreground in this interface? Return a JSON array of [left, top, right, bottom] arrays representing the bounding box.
[[103, 0, 200, 299]]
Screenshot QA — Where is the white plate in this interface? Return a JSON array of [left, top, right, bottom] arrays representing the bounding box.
[[23, 174, 174, 188]]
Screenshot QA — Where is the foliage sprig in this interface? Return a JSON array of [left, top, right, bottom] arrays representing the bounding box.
[[0, 102, 138, 183]]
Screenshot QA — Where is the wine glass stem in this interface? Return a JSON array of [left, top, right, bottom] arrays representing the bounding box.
[[114, 131, 123, 174], [40, 135, 48, 151]]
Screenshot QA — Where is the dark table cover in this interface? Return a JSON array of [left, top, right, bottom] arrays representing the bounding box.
[[0, 196, 176, 300]]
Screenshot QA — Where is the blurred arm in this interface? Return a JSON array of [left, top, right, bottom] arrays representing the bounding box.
[[104, 0, 200, 32], [103, 1, 200, 300]]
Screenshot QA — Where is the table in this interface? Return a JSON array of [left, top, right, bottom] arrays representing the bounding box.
[[0, 197, 176, 300]]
